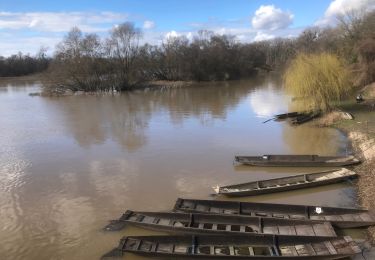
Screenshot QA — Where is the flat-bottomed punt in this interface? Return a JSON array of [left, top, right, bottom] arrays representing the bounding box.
[[291, 111, 321, 125], [102, 234, 361, 259], [105, 210, 336, 237], [174, 198, 375, 228], [214, 168, 357, 197], [234, 155, 360, 167]]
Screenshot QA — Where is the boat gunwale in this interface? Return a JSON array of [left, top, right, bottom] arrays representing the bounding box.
[[102, 234, 360, 259], [217, 168, 357, 196], [109, 210, 337, 238]]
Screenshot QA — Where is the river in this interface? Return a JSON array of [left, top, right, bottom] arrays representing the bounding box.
[[0, 75, 359, 259]]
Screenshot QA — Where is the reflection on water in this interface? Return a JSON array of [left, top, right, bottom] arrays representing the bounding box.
[[0, 74, 357, 260]]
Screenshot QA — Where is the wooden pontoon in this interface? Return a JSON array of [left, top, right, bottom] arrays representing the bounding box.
[[234, 155, 360, 167], [174, 198, 375, 228], [105, 210, 337, 237], [102, 234, 361, 259], [213, 168, 357, 197]]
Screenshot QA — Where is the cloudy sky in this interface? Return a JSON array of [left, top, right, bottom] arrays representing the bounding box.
[[0, 0, 374, 56]]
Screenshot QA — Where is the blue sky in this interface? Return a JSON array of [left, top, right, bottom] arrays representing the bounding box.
[[0, 0, 373, 56]]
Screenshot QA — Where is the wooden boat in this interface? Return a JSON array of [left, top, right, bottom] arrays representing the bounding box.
[[234, 155, 360, 167], [213, 168, 357, 197], [105, 210, 337, 237], [102, 234, 361, 259], [174, 198, 375, 228], [291, 111, 321, 125], [274, 112, 301, 120]]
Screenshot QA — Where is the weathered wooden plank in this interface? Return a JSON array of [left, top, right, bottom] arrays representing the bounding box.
[[311, 242, 330, 255], [295, 225, 315, 236], [263, 225, 279, 234], [312, 223, 335, 236], [277, 225, 296, 235], [279, 246, 298, 256], [324, 241, 337, 255]]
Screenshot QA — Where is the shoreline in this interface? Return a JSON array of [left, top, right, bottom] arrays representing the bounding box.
[[316, 82, 375, 245]]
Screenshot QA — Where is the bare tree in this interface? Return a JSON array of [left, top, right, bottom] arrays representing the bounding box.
[[106, 22, 142, 90]]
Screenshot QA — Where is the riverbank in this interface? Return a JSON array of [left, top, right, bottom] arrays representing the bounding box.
[[317, 82, 375, 244]]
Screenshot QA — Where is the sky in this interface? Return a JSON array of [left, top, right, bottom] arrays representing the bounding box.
[[0, 0, 374, 56]]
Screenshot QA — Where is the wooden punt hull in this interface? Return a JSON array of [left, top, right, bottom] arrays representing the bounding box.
[[102, 235, 361, 259], [174, 198, 375, 228], [291, 111, 321, 125], [275, 112, 301, 120], [105, 210, 337, 237], [234, 155, 360, 167], [215, 168, 357, 197]]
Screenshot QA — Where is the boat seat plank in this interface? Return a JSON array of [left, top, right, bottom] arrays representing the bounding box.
[[254, 212, 268, 217], [158, 218, 170, 226], [263, 225, 279, 234], [278, 225, 296, 235], [240, 225, 246, 232], [214, 246, 230, 255], [324, 241, 337, 255], [311, 242, 330, 255], [295, 225, 315, 236], [225, 225, 231, 231], [135, 215, 144, 222], [312, 223, 335, 236], [229, 246, 235, 256], [210, 207, 221, 213], [141, 216, 155, 224], [173, 221, 185, 227], [210, 246, 215, 255], [174, 245, 188, 253]]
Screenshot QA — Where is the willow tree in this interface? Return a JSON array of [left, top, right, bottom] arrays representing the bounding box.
[[284, 52, 352, 111]]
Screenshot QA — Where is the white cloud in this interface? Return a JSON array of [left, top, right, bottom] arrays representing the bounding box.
[[252, 5, 294, 31], [0, 35, 61, 56], [165, 30, 180, 39], [0, 11, 127, 32], [316, 0, 375, 26], [143, 20, 155, 29], [249, 86, 289, 118], [254, 32, 275, 41]]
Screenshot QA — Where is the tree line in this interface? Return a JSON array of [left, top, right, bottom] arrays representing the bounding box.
[[0, 49, 50, 77], [2, 10, 373, 91]]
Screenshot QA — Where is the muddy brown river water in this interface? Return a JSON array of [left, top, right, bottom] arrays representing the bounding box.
[[0, 75, 361, 259]]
